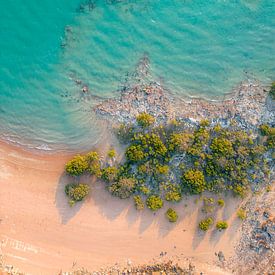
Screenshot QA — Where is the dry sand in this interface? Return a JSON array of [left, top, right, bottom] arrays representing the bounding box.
[[0, 140, 242, 274]]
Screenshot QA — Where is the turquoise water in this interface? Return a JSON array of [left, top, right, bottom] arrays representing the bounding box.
[[0, 1, 274, 151]]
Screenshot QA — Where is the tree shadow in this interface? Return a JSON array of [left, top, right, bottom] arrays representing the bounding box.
[[91, 181, 130, 221], [55, 172, 85, 224]]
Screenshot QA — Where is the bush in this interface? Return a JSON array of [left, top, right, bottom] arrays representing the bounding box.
[[136, 112, 155, 127], [166, 208, 178, 222], [165, 191, 182, 202], [133, 195, 144, 210], [217, 199, 225, 207], [237, 208, 247, 220], [85, 151, 102, 177], [108, 178, 135, 199], [101, 166, 118, 182], [126, 145, 146, 162], [107, 149, 116, 158], [216, 221, 228, 230], [198, 217, 213, 231], [182, 169, 206, 194], [156, 165, 169, 175], [65, 183, 90, 202], [210, 137, 234, 156], [146, 195, 163, 211], [269, 81, 275, 100], [65, 155, 88, 176]]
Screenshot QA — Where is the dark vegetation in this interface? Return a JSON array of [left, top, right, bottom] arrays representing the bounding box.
[[64, 112, 274, 226]]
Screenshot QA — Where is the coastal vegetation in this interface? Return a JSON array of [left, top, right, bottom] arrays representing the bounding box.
[[64, 113, 274, 229]]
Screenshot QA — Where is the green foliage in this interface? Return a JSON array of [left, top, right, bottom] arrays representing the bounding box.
[[237, 208, 247, 220], [259, 124, 272, 136], [86, 151, 102, 177], [217, 199, 225, 207], [65, 183, 90, 202], [107, 149, 116, 158], [126, 144, 146, 162], [200, 119, 210, 127], [166, 208, 178, 222], [210, 137, 234, 156], [139, 185, 150, 195], [101, 166, 118, 182], [269, 81, 275, 100], [182, 169, 206, 194], [202, 197, 215, 213], [165, 191, 182, 202], [109, 178, 135, 199], [136, 112, 155, 127], [198, 217, 213, 231], [133, 195, 144, 210], [133, 133, 167, 159], [146, 195, 163, 211], [156, 164, 169, 175], [216, 221, 228, 230], [65, 155, 88, 176], [168, 132, 193, 152]]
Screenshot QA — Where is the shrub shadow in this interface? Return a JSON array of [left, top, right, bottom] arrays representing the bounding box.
[[55, 172, 85, 224]]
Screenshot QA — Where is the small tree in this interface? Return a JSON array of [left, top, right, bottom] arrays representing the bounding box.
[[65, 183, 90, 203], [146, 195, 163, 211], [136, 112, 155, 127], [216, 221, 228, 230], [166, 208, 178, 222], [108, 178, 135, 199], [182, 169, 206, 194], [133, 195, 144, 210], [101, 166, 118, 182], [217, 199, 225, 207], [198, 217, 213, 231], [107, 149, 116, 158], [65, 155, 88, 176], [237, 208, 247, 220]]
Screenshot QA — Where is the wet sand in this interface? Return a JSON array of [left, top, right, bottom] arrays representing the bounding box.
[[0, 140, 242, 274]]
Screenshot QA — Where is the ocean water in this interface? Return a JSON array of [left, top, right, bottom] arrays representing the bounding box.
[[0, 0, 274, 152]]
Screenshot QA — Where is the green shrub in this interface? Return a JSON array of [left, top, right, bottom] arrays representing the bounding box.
[[200, 119, 210, 127], [108, 178, 135, 199], [269, 81, 275, 100], [202, 197, 215, 213], [165, 191, 182, 202], [126, 144, 146, 162], [136, 112, 155, 127], [65, 183, 90, 202], [216, 221, 228, 230], [156, 165, 169, 175], [85, 151, 102, 177], [107, 149, 116, 158], [101, 166, 118, 182], [86, 151, 99, 162], [168, 132, 193, 152], [166, 208, 178, 222], [65, 155, 88, 176], [237, 208, 247, 220], [182, 169, 206, 194], [133, 195, 144, 210], [140, 185, 150, 195], [198, 217, 213, 231], [146, 195, 163, 211], [210, 137, 234, 156], [217, 199, 225, 207]]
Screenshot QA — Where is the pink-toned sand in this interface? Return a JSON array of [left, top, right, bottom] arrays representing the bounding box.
[[0, 141, 241, 274]]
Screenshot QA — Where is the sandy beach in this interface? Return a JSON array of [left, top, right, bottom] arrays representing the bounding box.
[[0, 140, 244, 274]]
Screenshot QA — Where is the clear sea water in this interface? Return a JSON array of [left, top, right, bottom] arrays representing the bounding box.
[[0, 0, 274, 152]]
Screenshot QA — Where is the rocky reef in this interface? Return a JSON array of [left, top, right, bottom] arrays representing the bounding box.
[[95, 56, 274, 128]]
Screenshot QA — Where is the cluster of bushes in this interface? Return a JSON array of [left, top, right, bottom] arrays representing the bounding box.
[[198, 217, 228, 231], [63, 113, 273, 223], [65, 183, 90, 206]]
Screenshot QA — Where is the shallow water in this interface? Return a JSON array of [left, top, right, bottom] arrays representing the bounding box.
[[0, 0, 274, 151]]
